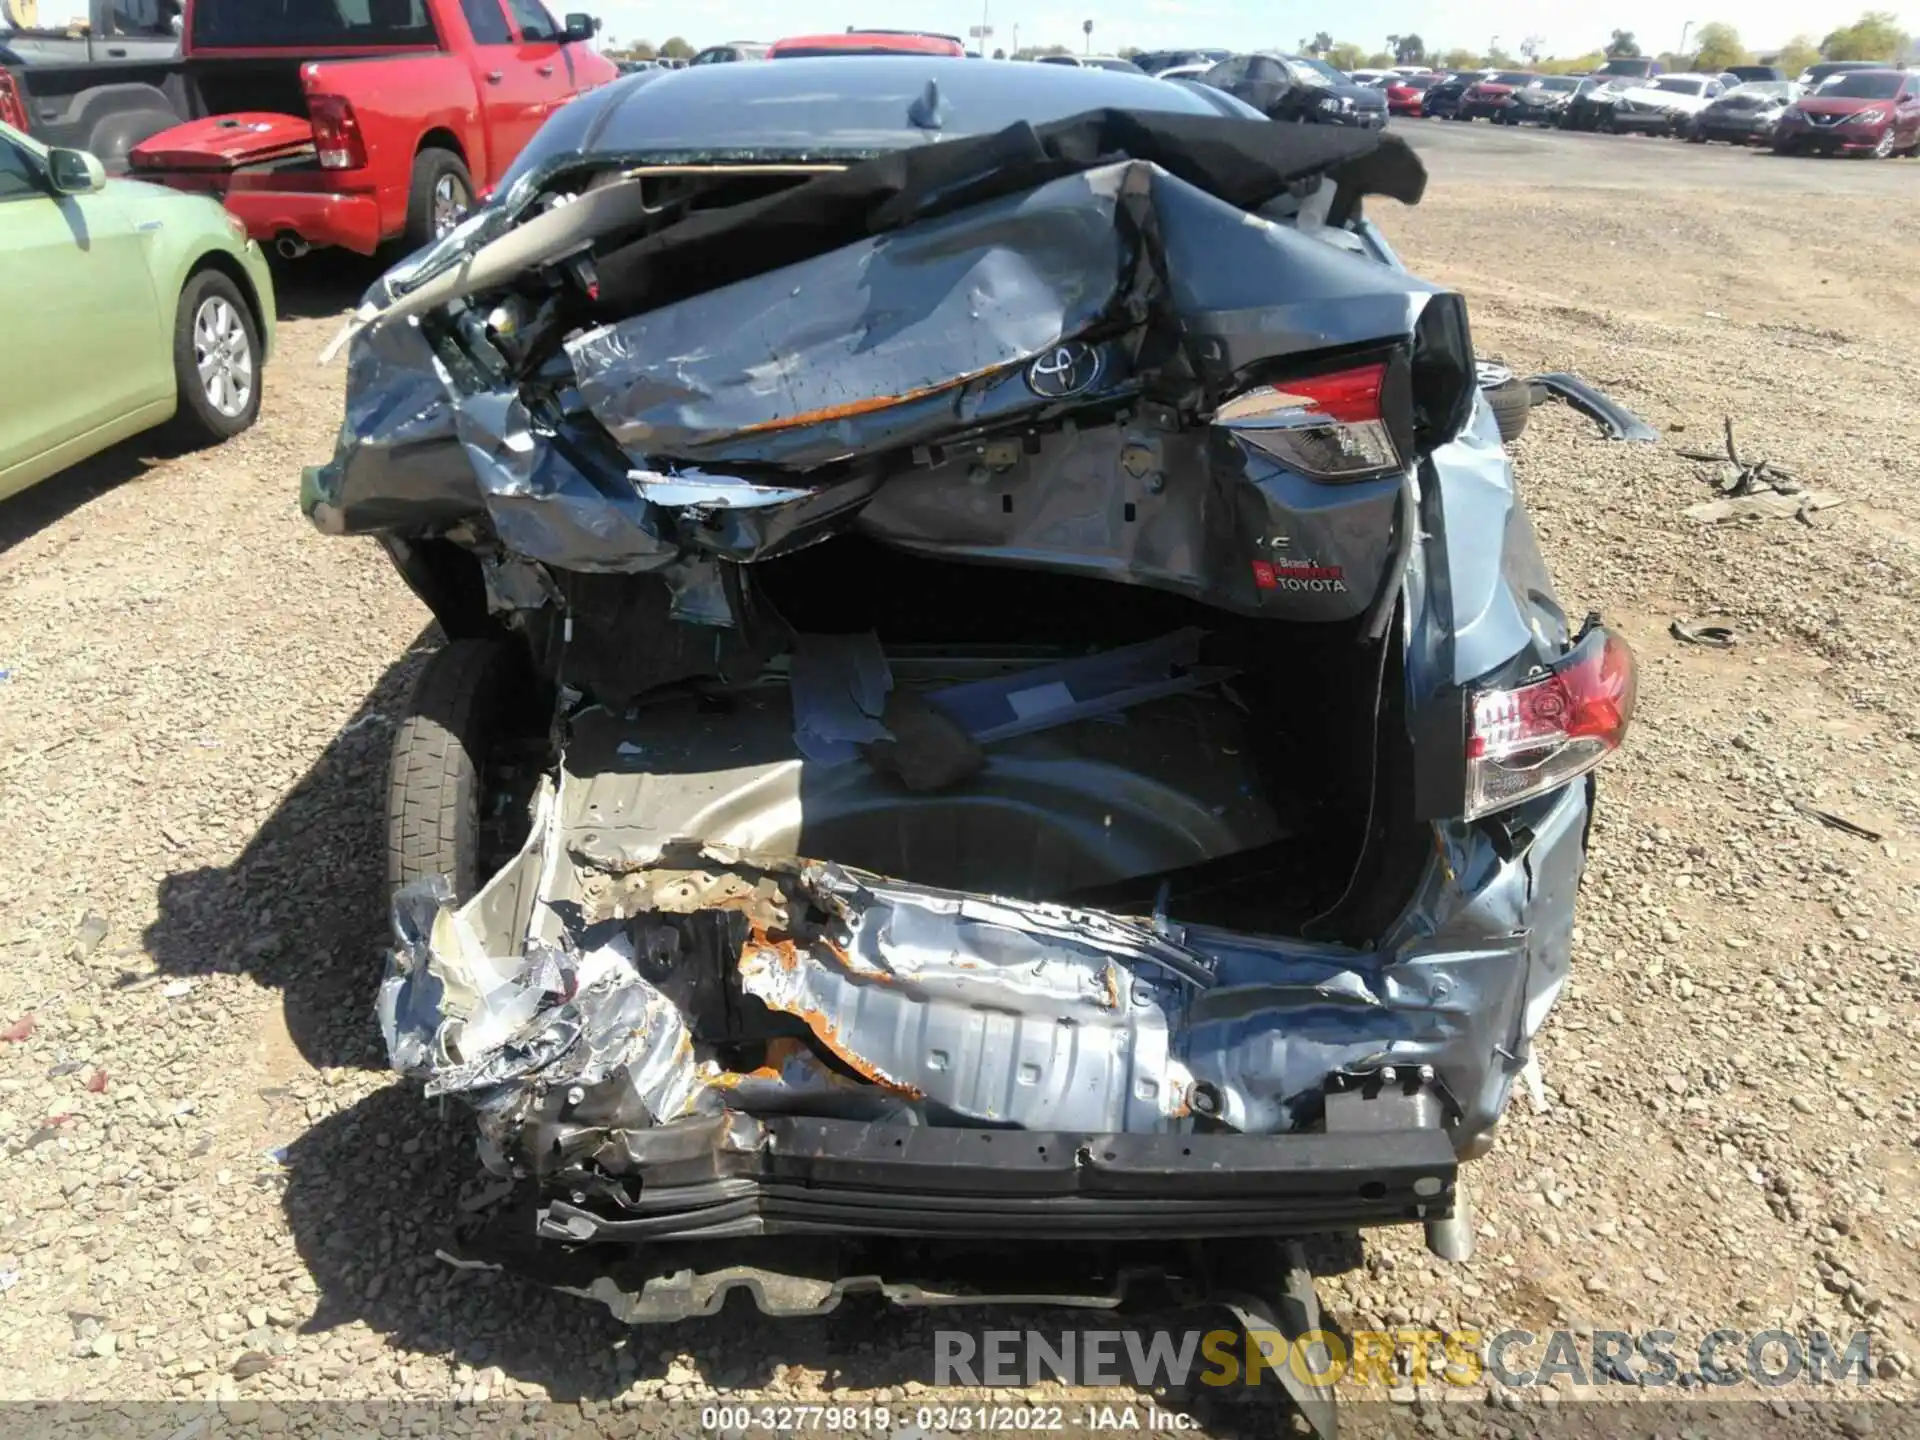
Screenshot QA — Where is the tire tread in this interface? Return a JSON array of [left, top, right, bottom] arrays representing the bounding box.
[[386, 639, 516, 899]]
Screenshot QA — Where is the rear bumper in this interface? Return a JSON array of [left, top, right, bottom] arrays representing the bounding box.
[[1776, 124, 1887, 152], [222, 188, 383, 254], [1609, 111, 1678, 131], [133, 171, 384, 254], [533, 1115, 1460, 1245]]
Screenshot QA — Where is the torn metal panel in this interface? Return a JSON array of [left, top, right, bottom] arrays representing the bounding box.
[[379, 751, 1588, 1172], [1530, 371, 1660, 442], [567, 167, 1130, 467], [309, 151, 1445, 623]]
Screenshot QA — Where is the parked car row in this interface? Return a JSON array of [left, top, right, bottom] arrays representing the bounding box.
[[1412, 58, 1920, 158]]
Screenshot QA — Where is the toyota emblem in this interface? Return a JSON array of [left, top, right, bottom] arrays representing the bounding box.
[[1025, 341, 1104, 399]]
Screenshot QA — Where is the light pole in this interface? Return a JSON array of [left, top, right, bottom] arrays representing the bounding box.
[[1083, 19, 1093, 55], [1678, 21, 1694, 59]]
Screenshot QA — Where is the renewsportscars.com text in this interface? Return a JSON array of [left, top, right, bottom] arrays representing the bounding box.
[[935, 1327, 1876, 1390]]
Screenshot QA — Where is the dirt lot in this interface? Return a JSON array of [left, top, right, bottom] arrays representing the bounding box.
[[2, 124, 1917, 1430]]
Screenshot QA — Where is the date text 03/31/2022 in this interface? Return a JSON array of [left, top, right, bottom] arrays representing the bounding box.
[[700, 1405, 1197, 1431]]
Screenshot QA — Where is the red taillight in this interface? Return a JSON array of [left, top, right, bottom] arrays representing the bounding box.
[[1466, 629, 1637, 819], [309, 94, 366, 170], [1213, 362, 1403, 482], [0, 69, 28, 132]]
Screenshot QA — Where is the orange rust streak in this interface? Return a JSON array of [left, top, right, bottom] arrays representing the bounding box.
[[724, 362, 1013, 438], [787, 1005, 924, 1099], [748, 921, 804, 972]]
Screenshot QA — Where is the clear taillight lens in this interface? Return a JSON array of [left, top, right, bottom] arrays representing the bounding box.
[[1215, 362, 1405, 482], [1466, 628, 1637, 819], [309, 94, 366, 170]]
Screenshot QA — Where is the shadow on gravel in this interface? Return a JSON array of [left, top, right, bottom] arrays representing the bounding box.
[[0, 434, 195, 557], [141, 628, 436, 1072], [280, 1083, 1351, 1427], [270, 250, 392, 322]]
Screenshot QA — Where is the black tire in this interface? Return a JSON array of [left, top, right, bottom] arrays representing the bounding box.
[[402, 147, 475, 254], [387, 639, 540, 901], [168, 269, 261, 446], [1484, 378, 1532, 444]]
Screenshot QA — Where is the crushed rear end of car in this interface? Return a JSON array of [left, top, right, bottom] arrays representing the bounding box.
[[302, 76, 1632, 1320]]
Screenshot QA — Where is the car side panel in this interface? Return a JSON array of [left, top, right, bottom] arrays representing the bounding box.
[[130, 191, 279, 364], [296, 54, 487, 240], [0, 168, 167, 485]]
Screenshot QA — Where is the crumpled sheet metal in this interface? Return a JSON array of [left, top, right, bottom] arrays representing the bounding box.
[[379, 781, 1590, 1164], [309, 158, 1445, 608], [380, 838, 716, 1140], [567, 166, 1128, 466]]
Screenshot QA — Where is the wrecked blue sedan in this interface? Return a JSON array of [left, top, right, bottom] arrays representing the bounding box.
[[302, 58, 1635, 1324]]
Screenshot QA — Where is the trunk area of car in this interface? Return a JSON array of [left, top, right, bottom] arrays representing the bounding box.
[[538, 537, 1426, 945]]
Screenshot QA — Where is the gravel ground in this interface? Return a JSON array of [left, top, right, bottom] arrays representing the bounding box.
[[1, 161, 1917, 1434]]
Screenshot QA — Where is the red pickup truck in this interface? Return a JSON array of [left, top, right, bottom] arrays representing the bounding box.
[[125, 0, 617, 257]]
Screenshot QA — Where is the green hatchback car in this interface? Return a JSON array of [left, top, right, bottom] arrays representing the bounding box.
[[0, 120, 276, 503]]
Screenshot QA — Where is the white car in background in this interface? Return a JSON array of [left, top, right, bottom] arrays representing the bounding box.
[[1606, 72, 1730, 133], [1346, 68, 1398, 87]]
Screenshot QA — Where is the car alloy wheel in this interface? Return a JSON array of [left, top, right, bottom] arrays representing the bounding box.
[[1872, 129, 1895, 158], [432, 172, 472, 237], [193, 295, 254, 420]]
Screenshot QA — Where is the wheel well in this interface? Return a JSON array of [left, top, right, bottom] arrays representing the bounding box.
[[417, 128, 466, 165], [185, 251, 268, 343]]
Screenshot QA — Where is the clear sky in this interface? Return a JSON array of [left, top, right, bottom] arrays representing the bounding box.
[[590, 2, 1916, 59]]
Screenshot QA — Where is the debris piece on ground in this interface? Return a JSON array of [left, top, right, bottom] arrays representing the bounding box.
[[1685, 492, 1843, 525], [1669, 618, 1741, 648], [1793, 803, 1883, 843], [0, 1014, 35, 1043], [69, 910, 109, 960], [1676, 417, 1804, 497]]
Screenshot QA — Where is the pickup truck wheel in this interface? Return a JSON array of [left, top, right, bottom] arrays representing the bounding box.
[[387, 639, 545, 902], [169, 270, 260, 445], [404, 148, 474, 253]]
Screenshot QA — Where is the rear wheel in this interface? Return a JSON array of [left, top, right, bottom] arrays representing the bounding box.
[[402, 147, 474, 254], [168, 269, 260, 445], [387, 639, 546, 901]]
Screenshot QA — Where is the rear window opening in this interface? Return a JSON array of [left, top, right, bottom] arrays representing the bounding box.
[[191, 0, 438, 49]]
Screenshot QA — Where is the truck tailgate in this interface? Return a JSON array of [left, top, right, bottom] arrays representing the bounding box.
[[130, 111, 313, 170]]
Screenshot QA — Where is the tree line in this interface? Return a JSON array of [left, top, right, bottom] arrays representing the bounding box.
[[1293, 12, 1907, 77]]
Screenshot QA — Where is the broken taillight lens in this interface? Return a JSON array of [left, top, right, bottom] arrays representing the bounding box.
[[1214, 362, 1405, 481], [0, 70, 28, 132], [309, 94, 367, 170], [1465, 628, 1637, 820]]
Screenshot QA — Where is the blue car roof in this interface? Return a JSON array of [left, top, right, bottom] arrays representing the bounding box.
[[506, 56, 1263, 190]]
